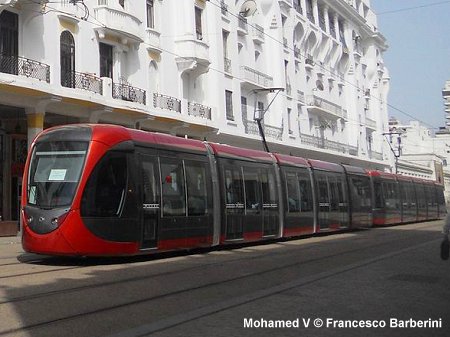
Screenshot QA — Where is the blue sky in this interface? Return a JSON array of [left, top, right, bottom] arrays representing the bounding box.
[[371, 0, 450, 130]]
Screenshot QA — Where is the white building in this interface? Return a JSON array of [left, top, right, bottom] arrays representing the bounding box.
[[0, 0, 390, 234], [387, 118, 450, 204]]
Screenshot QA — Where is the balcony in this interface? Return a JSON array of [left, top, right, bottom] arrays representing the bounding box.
[[241, 66, 273, 89], [369, 150, 383, 161], [365, 117, 377, 130], [0, 54, 50, 83], [145, 28, 161, 53], [188, 102, 212, 120], [252, 24, 265, 44], [61, 71, 103, 95], [112, 82, 146, 105], [153, 93, 181, 113], [94, 1, 143, 44], [175, 38, 210, 74], [300, 134, 357, 155], [237, 16, 248, 35], [306, 95, 345, 119], [224, 57, 232, 74], [243, 119, 283, 141]]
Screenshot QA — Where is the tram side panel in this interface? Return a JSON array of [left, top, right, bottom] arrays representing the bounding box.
[[346, 173, 373, 228], [414, 181, 428, 222], [216, 158, 281, 243], [279, 165, 315, 237], [370, 174, 401, 226], [309, 161, 350, 232]]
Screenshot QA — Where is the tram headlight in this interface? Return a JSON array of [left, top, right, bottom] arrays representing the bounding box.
[[51, 212, 69, 228]]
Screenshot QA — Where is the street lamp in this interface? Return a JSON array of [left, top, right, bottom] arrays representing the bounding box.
[[252, 87, 284, 152]]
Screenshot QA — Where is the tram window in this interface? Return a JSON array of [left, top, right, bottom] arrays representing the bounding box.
[[285, 172, 300, 212], [350, 177, 371, 209], [142, 160, 158, 204], [261, 170, 277, 205], [185, 161, 208, 216], [160, 159, 186, 216], [299, 176, 313, 212], [374, 181, 384, 208], [224, 167, 243, 205], [384, 182, 397, 210], [317, 177, 329, 206], [29, 141, 88, 208], [81, 152, 128, 217], [329, 178, 339, 211], [243, 169, 261, 211]]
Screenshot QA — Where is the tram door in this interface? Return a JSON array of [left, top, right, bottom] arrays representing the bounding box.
[[317, 174, 330, 230], [139, 154, 160, 249], [223, 166, 244, 240], [261, 169, 279, 237]]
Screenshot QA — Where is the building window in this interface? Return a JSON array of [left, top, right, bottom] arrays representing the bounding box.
[[0, 10, 18, 75], [99, 42, 113, 79], [195, 6, 203, 40], [288, 108, 293, 134], [226, 90, 233, 121], [241, 96, 247, 121], [223, 30, 231, 73], [146, 0, 155, 29], [60, 31, 75, 88]]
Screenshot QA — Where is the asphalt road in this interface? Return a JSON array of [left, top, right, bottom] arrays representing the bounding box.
[[0, 220, 449, 337]]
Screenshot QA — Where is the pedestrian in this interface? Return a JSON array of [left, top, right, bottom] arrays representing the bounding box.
[[441, 212, 450, 260]]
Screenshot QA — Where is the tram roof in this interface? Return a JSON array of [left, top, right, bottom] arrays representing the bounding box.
[[88, 124, 209, 153], [342, 164, 368, 176], [308, 159, 345, 173], [273, 153, 309, 168], [207, 143, 274, 163]]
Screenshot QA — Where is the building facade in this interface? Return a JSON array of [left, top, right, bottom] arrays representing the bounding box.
[[0, 0, 390, 234]]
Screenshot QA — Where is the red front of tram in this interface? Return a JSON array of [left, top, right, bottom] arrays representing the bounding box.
[[21, 125, 140, 256]]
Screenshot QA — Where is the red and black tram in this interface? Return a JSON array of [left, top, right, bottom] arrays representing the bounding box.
[[21, 124, 446, 256]]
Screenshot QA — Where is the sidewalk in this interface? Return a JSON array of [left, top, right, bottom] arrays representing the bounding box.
[[0, 235, 20, 245]]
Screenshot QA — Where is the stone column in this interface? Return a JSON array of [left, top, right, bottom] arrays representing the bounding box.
[[26, 110, 45, 149]]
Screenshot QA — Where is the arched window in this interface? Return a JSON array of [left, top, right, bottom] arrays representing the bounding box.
[[60, 31, 75, 88], [0, 10, 18, 75]]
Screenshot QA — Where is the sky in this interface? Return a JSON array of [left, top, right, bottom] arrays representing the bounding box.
[[371, 0, 450, 131]]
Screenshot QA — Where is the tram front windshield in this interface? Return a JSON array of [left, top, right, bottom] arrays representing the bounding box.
[[28, 141, 88, 209]]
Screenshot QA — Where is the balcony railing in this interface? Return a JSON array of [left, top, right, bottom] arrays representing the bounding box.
[[300, 133, 357, 155], [61, 71, 102, 94], [241, 66, 273, 88], [252, 24, 265, 43], [369, 150, 383, 161], [112, 82, 146, 104], [0, 54, 50, 83], [224, 57, 232, 73], [188, 102, 211, 120], [243, 119, 283, 141], [307, 95, 345, 118], [153, 93, 181, 113]]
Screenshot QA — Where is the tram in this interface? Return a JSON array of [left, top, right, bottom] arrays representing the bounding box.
[[21, 124, 446, 256]]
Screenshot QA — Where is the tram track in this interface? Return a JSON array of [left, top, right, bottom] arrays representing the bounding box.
[[0, 220, 437, 274], [0, 224, 442, 336], [0, 226, 433, 304]]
